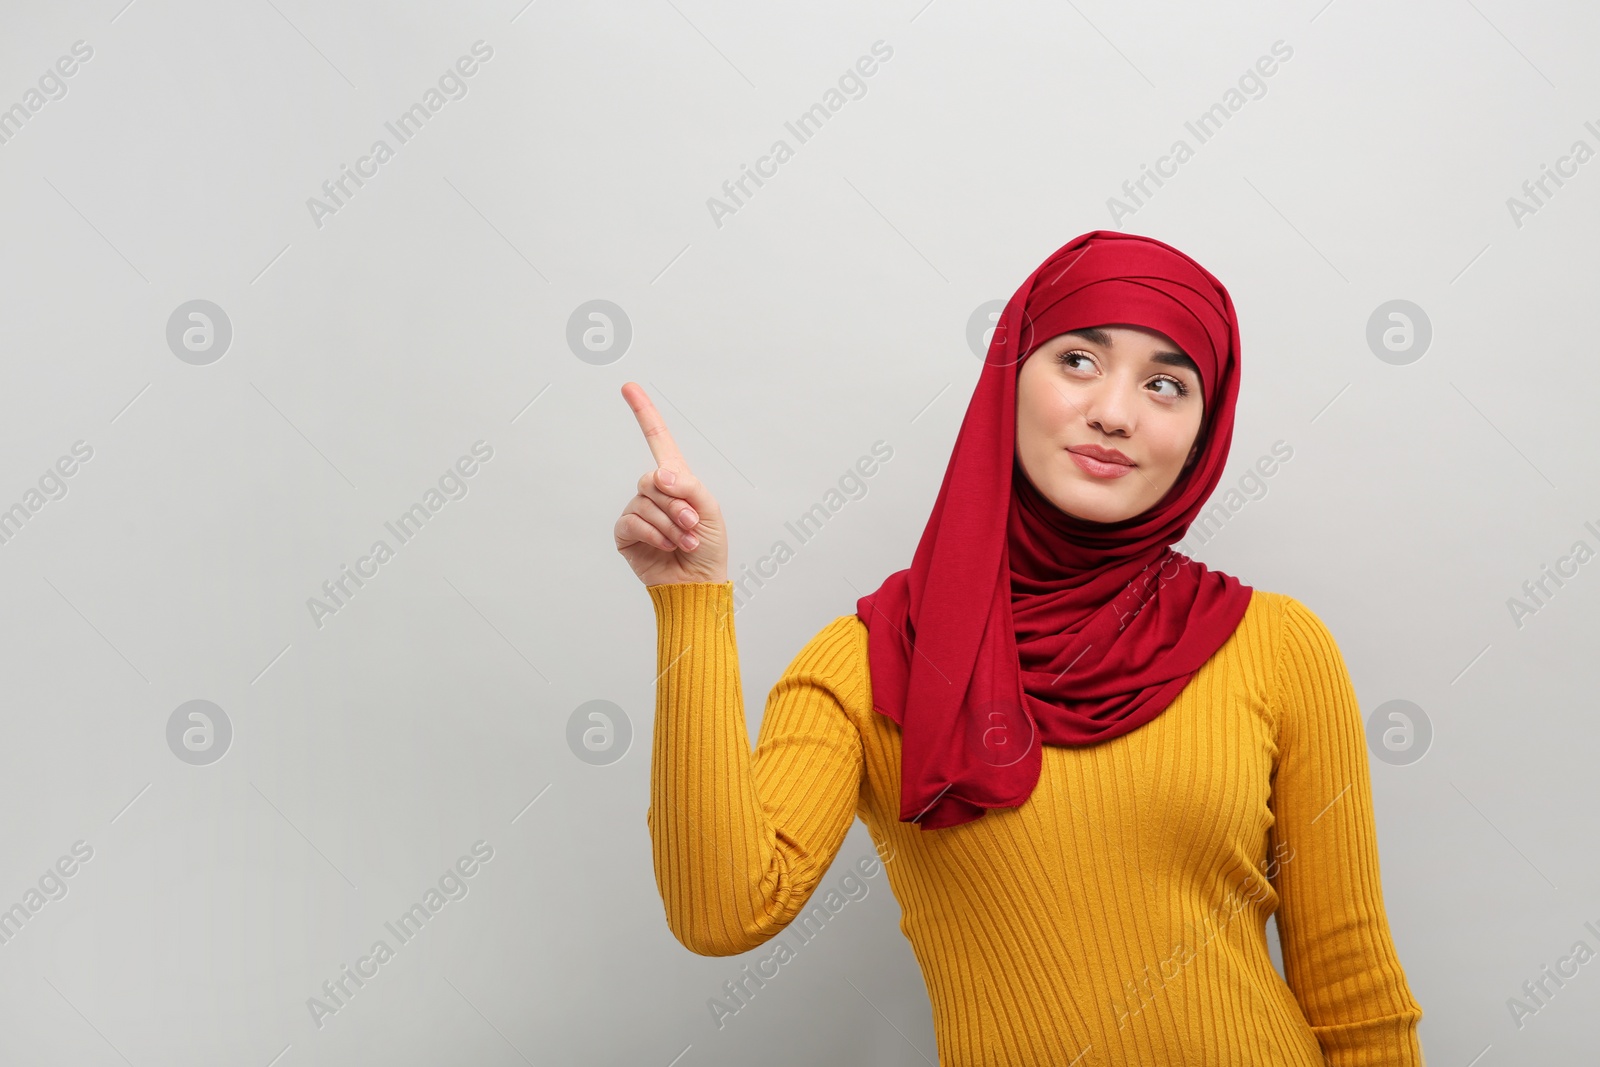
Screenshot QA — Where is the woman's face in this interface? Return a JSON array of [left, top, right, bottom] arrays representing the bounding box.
[[1015, 324, 1206, 524]]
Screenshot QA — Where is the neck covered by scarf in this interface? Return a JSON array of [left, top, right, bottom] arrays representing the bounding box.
[[856, 229, 1255, 830]]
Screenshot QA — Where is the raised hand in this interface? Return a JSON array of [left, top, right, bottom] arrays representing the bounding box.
[[615, 382, 729, 587]]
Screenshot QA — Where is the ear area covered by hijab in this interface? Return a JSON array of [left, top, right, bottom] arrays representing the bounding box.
[[855, 230, 1255, 830]]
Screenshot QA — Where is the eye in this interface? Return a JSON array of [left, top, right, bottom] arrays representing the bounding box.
[[1055, 349, 1193, 400], [1150, 375, 1191, 399]]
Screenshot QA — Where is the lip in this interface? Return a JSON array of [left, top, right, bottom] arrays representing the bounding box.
[[1066, 444, 1136, 479]]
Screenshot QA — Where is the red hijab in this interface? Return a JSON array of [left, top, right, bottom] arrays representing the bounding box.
[[855, 230, 1254, 831]]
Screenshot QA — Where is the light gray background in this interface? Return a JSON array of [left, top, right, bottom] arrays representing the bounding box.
[[0, 0, 1594, 1063]]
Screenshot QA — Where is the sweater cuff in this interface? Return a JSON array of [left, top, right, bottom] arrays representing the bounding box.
[[1311, 1009, 1424, 1067], [647, 580, 737, 645]]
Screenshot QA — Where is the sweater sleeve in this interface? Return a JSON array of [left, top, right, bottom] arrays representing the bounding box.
[[1267, 596, 1425, 1066], [645, 580, 866, 957]]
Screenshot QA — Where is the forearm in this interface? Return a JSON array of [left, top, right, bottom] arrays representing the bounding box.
[[646, 581, 830, 957], [646, 581, 775, 954]]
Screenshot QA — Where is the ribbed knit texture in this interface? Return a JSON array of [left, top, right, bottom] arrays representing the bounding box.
[[646, 580, 1423, 1066]]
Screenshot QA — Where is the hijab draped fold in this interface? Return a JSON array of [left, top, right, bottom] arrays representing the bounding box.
[[855, 230, 1254, 830]]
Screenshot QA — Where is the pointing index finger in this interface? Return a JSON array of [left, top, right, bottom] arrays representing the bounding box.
[[621, 382, 687, 472]]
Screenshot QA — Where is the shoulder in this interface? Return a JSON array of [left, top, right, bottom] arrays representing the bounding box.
[[1248, 590, 1359, 731], [800, 612, 870, 655], [1239, 588, 1342, 657], [1233, 589, 1349, 696], [1266, 591, 1345, 661], [777, 612, 871, 708]]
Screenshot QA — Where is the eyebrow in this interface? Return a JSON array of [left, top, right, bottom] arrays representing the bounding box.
[[1064, 327, 1201, 378]]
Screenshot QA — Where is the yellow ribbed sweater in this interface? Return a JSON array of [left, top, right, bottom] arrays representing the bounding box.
[[646, 580, 1424, 1067]]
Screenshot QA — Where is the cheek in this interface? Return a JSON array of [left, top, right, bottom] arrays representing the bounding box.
[[1157, 418, 1203, 469], [1018, 373, 1068, 427], [1016, 390, 1062, 455], [1014, 371, 1044, 431]]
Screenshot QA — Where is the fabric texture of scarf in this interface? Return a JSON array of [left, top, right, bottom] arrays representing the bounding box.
[[855, 229, 1255, 830]]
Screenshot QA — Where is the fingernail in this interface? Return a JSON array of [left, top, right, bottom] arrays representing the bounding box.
[[680, 508, 698, 528], [658, 468, 676, 486], [682, 533, 699, 549]]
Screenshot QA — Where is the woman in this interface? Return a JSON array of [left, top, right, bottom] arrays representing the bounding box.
[[615, 230, 1424, 1065]]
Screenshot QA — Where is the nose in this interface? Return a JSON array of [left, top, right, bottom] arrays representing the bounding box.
[[1079, 378, 1134, 438]]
